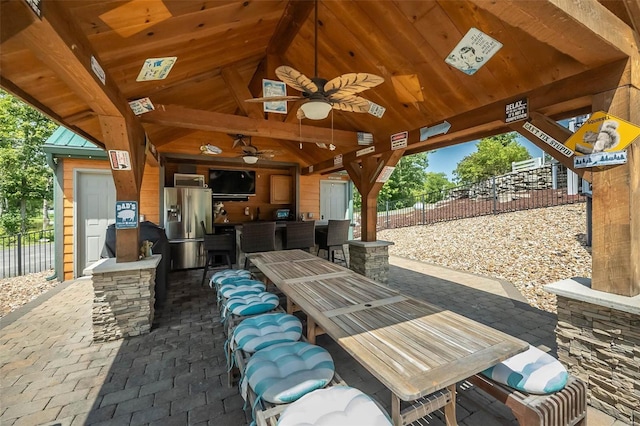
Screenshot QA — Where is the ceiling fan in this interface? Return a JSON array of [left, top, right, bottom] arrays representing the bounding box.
[[246, 0, 384, 120], [232, 135, 277, 164]]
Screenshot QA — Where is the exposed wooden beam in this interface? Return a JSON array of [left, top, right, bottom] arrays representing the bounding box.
[[141, 104, 358, 147], [623, 0, 640, 40], [0, 0, 37, 42], [267, 0, 315, 55], [304, 59, 630, 175], [471, 0, 637, 64], [221, 66, 265, 119]]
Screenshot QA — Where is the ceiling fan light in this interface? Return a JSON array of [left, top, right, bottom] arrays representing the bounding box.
[[243, 155, 259, 164], [299, 100, 332, 120]]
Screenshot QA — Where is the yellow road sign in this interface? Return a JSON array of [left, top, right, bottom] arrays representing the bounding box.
[[565, 111, 640, 155]]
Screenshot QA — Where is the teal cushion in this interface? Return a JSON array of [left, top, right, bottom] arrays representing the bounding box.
[[219, 280, 266, 299], [277, 386, 392, 426], [224, 292, 279, 318], [209, 269, 251, 288], [481, 345, 568, 394], [241, 341, 334, 404], [232, 313, 302, 353]]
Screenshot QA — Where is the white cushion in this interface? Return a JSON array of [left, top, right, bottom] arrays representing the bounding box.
[[241, 342, 334, 404], [481, 345, 568, 394], [232, 313, 302, 353], [223, 292, 279, 318], [277, 386, 392, 426]]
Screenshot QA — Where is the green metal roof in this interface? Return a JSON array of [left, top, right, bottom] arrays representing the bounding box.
[[43, 127, 107, 158]]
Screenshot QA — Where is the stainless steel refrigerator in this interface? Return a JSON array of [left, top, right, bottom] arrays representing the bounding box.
[[164, 187, 212, 270]]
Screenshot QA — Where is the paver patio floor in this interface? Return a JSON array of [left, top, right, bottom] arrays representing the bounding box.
[[0, 256, 619, 425]]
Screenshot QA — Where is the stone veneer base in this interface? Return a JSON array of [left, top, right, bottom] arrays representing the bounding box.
[[545, 278, 640, 424], [348, 240, 393, 284], [84, 255, 161, 342]]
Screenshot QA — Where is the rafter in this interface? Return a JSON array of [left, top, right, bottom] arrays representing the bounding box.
[[141, 105, 358, 147], [471, 0, 637, 64]]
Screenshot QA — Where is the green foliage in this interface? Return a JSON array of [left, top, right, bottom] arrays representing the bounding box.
[[353, 153, 429, 210], [423, 172, 455, 203], [0, 90, 56, 235], [453, 133, 530, 184]]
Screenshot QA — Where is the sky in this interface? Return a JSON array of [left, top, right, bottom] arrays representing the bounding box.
[[425, 135, 545, 180]]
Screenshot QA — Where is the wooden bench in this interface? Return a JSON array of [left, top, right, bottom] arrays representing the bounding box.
[[466, 374, 587, 426]]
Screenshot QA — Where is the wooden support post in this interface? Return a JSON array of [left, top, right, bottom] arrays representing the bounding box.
[[591, 85, 640, 296], [345, 150, 404, 242]]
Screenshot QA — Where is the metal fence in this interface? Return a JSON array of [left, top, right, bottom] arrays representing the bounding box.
[[0, 229, 54, 279], [353, 164, 586, 238]]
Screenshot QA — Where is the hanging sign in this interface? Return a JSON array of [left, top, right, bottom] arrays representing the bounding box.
[[391, 131, 408, 150], [108, 150, 132, 170], [262, 79, 287, 114], [115, 201, 138, 229], [522, 122, 573, 157], [308, 165, 314, 173], [333, 154, 343, 166], [356, 146, 375, 157], [91, 56, 106, 85], [23, 0, 41, 17], [136, 57, 177, 81], [445, 28, 503, 75], [420, 121, 451, 141], [129, 97, 155, 115], [505, 98, 528, 123], [357, 132, 374, 145], [565, 111, 640, 155], [376, 166, 395, 183], [574, 150, 627, 169], [368, 102, 386, 118]]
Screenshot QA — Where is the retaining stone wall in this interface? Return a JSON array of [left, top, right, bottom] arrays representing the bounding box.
[[555, 296, 639, 423], [92, 268, 156, 342]]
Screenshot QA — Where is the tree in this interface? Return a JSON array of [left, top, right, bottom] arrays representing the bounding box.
[[0, 90, 57, 234], [423, 172, 455, 203], [353, 153, 429, 210], [452, 133, 530, 184]]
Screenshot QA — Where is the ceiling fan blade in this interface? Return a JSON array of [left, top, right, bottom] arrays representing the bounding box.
[[324, 73, 384, 96], [275, 66, 318, 94], [329, 94, 372, 113], [257, 150, 278, 158], [245, 95, 303, 103]]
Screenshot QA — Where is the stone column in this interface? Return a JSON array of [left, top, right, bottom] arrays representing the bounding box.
[[545, 278, 640, 423], [348, 240, 393, 284], [84, 255, 161, 342]]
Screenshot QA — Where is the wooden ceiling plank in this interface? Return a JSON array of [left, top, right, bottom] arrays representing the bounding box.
[[304, 58, 630, 175], [141, 104, 358, 147], [0, 1, 38, 42], [471, 0, 636, 64]]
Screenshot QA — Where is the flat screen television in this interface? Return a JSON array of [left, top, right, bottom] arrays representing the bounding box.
[[209, 169, 256, 196]]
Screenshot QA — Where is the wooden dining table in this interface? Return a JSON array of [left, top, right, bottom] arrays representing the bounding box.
[[248, 249, 529, 426]]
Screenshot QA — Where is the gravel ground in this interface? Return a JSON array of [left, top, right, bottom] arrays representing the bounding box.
[[0, 204, 590, 318], [0, 269, 56, 318], [379, 203, 591, 313]]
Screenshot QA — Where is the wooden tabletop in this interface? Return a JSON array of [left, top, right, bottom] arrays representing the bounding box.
[[250, 250, 529, 401]]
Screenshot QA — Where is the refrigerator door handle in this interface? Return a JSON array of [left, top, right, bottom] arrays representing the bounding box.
[[186, 193, 191, 236]]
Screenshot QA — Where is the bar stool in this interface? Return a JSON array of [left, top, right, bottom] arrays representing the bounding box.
[[240, 221, 276, 269], [316, 219, 350, 266], [284, 221, 315, 251], [201, 233, 235, 287]]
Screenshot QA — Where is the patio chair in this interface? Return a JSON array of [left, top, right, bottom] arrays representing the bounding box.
[[316, 219, 350, 266], [240, 221, 276, 269], [201, 233, 234, 287], [284, 221, 315, 251]]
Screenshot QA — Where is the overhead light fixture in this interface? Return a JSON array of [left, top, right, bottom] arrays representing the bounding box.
[[299, 100, 332, 120], [243, 155, 259, 164]]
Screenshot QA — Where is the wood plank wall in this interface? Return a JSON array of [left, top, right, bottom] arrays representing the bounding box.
[[299, 174, 321, 219], [60, 158, 159, 280]]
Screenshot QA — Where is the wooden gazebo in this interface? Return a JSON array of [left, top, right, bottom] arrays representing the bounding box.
[[1, 2, 638, 420]]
